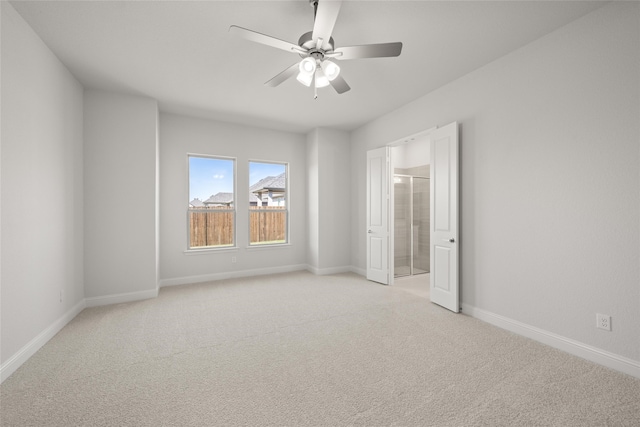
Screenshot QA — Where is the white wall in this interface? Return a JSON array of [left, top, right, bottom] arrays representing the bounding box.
[[159, 113, 307, 285], [83, 90, 159, 302], [306, 129, 320, 269], [317, 128, 351, 272], [351, 2, 640, 365], [392, 137, 430, 170], [1, 2, 84, 365], [306, 128, 351, 273]]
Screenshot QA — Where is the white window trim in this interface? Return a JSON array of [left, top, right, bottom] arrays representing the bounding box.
[[248, 160, 289, 247], [186, 153, 237, 251]]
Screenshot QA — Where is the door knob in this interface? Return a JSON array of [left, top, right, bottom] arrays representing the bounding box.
[[368, 230, 373, 234], [449, 238, 455, 243]]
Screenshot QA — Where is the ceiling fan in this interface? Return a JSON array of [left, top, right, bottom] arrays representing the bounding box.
[[229, 0, 403, 98]]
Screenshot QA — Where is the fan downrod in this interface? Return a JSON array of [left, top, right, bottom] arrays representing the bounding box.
[[309, 0, 319, 19]]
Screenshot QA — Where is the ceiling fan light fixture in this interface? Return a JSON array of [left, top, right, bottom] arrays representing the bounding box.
[[297, 57, 317, 87], [315, 69, 330, 88], [321, 60, 340, 81], [296, 71, 313, 87], [296, 73, 313, 87], [231, 0, 402, 95], [299, 57, 316, 74]]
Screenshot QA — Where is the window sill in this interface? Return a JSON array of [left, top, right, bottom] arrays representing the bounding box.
[[245, 243, 291, 251], [183, 247, 238, 255]]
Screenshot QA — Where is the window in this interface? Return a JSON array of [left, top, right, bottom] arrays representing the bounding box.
[[188, 155, 235, 249], [249, 161, 288, 245]]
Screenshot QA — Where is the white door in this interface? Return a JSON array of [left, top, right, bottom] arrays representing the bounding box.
[[430, 122, 459, 312], [366, 146, 390, 284]]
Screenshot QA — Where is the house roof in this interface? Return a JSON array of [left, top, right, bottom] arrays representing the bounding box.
[[195, 172, 286, 207], [189, 198, 205, 207], [199, 179, 284, 206], [250, 173, 285, 194], [204, 192, 233, 205]]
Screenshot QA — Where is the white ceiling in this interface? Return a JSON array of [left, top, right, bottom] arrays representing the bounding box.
[[10, 0, 606, 134]]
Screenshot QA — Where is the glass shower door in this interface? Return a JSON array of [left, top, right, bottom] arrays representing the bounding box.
[[412, 177, 429, 274], [394, 176, 411, 277]]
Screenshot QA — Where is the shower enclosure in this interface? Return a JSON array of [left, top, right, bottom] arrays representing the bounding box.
[[394, 175, 429, 277]]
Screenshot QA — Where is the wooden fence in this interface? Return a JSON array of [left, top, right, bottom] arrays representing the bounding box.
[[249, 208, 286, 244], [189, 207, 286, 248]]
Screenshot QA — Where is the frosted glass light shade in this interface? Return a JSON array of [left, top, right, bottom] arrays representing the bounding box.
[[299, 57, 316, 74], [297, 57, 317, 87], [322, 60, 340, 81], [315, 70, 330, 88], [296, 71, 313, 87]]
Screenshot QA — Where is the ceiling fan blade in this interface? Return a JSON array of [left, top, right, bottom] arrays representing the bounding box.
[[329, 74, 350, 94], [311, 1, 342, 51], [264, 62, 300, 87], [333, 42, 403, 60], [229, 25, 305, 54]]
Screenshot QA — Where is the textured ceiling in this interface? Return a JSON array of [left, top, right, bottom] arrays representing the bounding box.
[[11, 0, 606, 133]]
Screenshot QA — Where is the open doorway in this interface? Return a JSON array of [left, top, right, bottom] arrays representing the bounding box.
[[390, 133, 431, 286], [369, 123, 459, 311]]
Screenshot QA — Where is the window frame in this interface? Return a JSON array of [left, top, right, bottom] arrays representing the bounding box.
[[247, 160, 289, 247], [186, 153, 237, 251]]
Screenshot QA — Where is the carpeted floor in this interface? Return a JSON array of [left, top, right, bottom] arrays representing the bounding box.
[[1, 271, 639, 426]]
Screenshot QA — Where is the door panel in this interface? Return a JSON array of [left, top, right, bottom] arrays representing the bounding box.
[[367, 147, 390, 284], [369, 157, 383, 226], [433, 140, 451, 231], [430, 122, 459, 312], [433, 246, 451, 291], [370, 237, 383, 269]]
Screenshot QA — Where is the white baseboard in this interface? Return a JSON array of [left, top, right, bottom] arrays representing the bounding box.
[[350, 266, 366, 276], [306, 265, 353, 275], [85, 288, 159, 307], [159, 264, 308, 288], [461, 303, 640, 379], [1, 299, 86, 384]]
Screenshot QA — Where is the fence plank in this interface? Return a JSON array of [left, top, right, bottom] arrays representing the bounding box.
[[189, 207, 286, 247]]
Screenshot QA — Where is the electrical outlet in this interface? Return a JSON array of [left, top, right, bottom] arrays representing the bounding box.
[[231, 256, 237, 263], [596, 313, 611, 331]]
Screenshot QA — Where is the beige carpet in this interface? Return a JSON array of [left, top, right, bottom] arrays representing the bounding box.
[[1, 271, 639, 426]]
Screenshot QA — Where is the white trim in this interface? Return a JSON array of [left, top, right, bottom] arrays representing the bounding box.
[[350, 266, 366, 276], [306, 265, 353, 275], [245, 243, 291, 251], [247, 160, 290, 248], [1, 300, 86, 384], [85, 288, 159, 307], [461, 303, 640, 379], [183, 247, 238, 255], [159, 264, 308, 288]]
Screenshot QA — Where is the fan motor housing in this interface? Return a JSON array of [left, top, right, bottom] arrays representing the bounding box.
[[298, 31, 334, 59]]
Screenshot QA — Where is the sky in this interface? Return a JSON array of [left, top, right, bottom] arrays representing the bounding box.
[[189, 157, 285, 202]]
